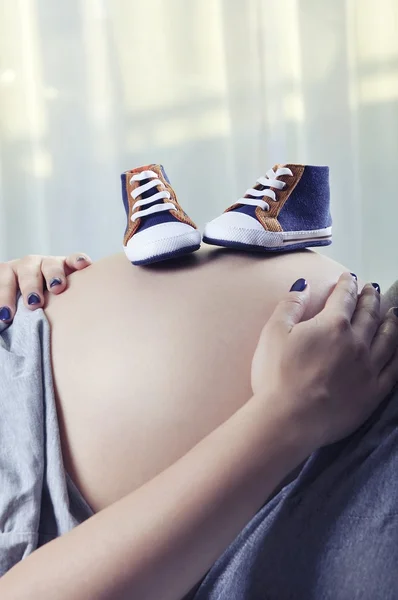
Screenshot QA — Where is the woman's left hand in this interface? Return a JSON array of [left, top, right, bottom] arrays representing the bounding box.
[[0, 253, 92, 323], [251, 273, 398, 448]]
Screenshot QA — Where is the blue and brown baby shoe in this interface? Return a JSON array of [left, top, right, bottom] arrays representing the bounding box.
[[122, 165, 201, 265], [203, 164, 332, 252]]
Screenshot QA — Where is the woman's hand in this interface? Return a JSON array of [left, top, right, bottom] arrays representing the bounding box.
[[251, 273, 398, 449], [0, 253, 92, 323]]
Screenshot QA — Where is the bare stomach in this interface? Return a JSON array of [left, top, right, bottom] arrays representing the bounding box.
[[44, 248, 356, 513]]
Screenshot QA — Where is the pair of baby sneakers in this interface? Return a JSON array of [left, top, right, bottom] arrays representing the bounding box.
[[121, 163, 332, 266]]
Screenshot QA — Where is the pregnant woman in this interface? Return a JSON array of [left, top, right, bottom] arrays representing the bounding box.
[[1, 244, 398, 600]]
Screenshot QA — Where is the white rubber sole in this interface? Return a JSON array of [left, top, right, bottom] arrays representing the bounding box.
[[202, 222, 332, 249], [124, 229, 202, 265]]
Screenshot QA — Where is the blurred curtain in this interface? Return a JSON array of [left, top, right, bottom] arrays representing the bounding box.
[[0, 0, 397, 287]]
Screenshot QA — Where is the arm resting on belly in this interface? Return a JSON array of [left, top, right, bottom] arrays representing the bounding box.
[[0, 393, 312, 600]]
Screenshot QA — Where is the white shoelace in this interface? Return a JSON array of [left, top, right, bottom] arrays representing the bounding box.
[[238, 167, 293, 212], [130, 170, 177, 222]]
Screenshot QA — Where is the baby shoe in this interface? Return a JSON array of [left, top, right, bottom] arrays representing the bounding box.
[[122, 165, 201, 265], [202, 164, 332, 252]]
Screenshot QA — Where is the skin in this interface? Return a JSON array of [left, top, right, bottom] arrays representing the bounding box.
[[36, 247, 388, 513], [1, 258, 397, 600]]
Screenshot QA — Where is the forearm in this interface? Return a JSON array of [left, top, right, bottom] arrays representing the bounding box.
[[0, 394, 313, 600]]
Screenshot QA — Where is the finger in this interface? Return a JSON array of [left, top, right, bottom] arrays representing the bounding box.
[[16, 255, 45, 310], [371, 307, 398, 373], [378, 343, 398, 400], [320, 272, 358, 324], [381, 279, 398, 317], [64, 253, 92, 275], [0, 263, 17, 323], [41, 257, 68, 294], [351, 283, 381, 347], [268, 278, 311, 335]]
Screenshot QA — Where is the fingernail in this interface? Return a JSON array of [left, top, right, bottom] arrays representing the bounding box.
[[0, 306, 11, 321], [350, 272, 357, 280], [27, 293, 41, 306], [50, 277, 62, 288], [372, 283, 381, 293], [290, 278, 307, 292], [77, 256, 86, 262]]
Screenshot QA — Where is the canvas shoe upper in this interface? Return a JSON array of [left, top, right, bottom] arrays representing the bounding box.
[[203, 164, 332, 252], [122, 164, 201, 265]]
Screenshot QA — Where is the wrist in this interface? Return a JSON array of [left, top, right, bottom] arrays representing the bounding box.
[[248, 391, 318, 465]]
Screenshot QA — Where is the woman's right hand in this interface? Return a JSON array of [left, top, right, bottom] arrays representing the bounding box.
[[251, 273, 398, 449], [0, 253, 92, 324]]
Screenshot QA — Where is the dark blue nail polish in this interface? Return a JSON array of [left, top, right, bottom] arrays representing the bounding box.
[[50, 277, 62, 288], [372, 283, 381, 293], [0, 306, 11, 321], [350, 272, 357, 280], [28, 293, 41, 305], [394, 308, 398, 318], [290, 278, 307, 292]]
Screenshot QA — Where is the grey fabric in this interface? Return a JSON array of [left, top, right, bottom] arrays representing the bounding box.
[[0, 296, 94, 576], [189, 387, 398, 600]]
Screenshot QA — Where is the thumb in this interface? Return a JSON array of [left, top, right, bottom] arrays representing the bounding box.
[[269, 278, 311, 334]]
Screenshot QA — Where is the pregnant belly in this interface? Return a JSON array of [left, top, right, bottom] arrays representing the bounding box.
[[44, 248, 348, 512]]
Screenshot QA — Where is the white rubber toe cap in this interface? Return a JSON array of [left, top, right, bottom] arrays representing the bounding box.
[[204, 211, 264, 235], [204, 211, 265, 238], [203, 210, 283, 247], [124, 221, 201, 263]]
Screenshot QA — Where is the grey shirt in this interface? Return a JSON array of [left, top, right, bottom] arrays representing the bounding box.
[[0, 297, 93, 576]]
